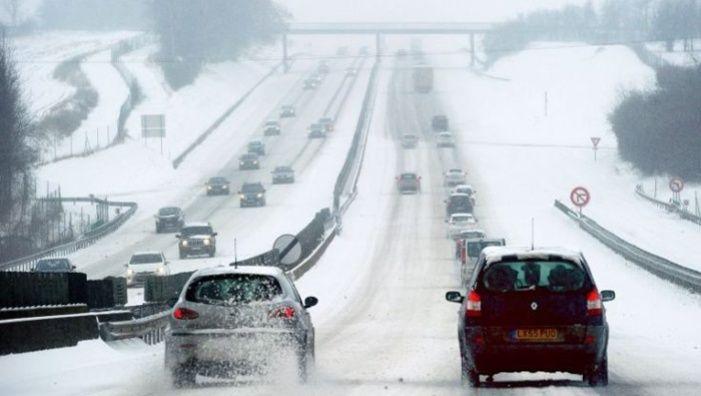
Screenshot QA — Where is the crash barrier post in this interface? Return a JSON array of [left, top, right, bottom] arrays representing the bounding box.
[[554, 199, 701, 292], [0, 197, 137, 272], [333, 60, 380, 215], [86, 277, 127, 309]]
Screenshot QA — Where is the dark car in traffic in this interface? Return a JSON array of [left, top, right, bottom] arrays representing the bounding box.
[[446, 193, 474, 219], [155, 206, 185, 233], [432, 115, 449, 131], [272, 166, 295, 184], [247, 140, 266, 156], [264, 120, 281, 136], [176, 222, 217, 259], [239, 182, 266, 207], [165, 266, 318, 387], [308, 123, 326, 139], [396, 173, 421, 194], [205, 177, 230, 196], [239, 153, 260, 170], [280, 105, 296, 118], [34, 258, 75, 273], [446, 247, 615, 387]]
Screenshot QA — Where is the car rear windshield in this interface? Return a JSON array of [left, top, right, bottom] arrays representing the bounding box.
[[186, 274, 283, 305], [480, 260, 588, 293], [400, 174, 416, 179], [242, 184, 264, 192], [158, 207, 179, 215], [129, 254, 162, 264], [36, 259, 70, 271], [209, 177, 227, 184], [181, 226, 213, 236]]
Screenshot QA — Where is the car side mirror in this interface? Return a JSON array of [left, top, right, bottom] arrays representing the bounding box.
[[303, 296, 319, 309], [124, 264, 129, 268], [175, 234, 181, 239], [601, 290, 616, 302], [71, 265, 76, 270], [212, 232, 218, 237], [164, 261, 170, 266], [445, 291, 464, 303]]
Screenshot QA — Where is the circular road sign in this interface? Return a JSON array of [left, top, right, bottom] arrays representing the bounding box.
[[273, 234, 302, 266], [570, 186, 591, 208], [669, 177, 685, 193]]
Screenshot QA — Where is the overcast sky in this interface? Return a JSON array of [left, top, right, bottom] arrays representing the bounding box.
[[279, 0, 599, 23]]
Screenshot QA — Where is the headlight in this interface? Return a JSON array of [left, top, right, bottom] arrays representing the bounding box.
[[181, 240, 188, 247], [240, 194, 245, 199], [254, 161, 259, 164], [257, 193, 263, 198], [203, 238, 211, 246], [239, 161, 244, 165], [207, 186, 212, 190], [126, 268, 134, 276], [156, 266, 165, 275], [223, 185, 228, 189]]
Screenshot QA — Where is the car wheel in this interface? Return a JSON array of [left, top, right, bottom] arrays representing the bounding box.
[[179, 251, 186, 260], [585, 355, 608, 386], [172, 362, 197, 388], [209, 250, 215, 258], [296, 344, 312, 383], [461, 356, 480, 387], [156, 224, 161, 233]]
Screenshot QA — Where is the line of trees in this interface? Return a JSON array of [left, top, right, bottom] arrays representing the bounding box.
[[151, 0, 287, 89]]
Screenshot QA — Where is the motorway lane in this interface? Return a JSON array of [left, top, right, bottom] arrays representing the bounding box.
[[79, 55, 364, 279]]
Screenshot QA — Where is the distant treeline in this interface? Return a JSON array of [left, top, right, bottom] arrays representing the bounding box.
[[39, 0, 150, 31], [483, 0, 701, 65], [610, 65, 701, 180]]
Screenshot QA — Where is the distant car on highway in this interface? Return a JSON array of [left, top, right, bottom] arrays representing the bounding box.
[[318, 117, 334, 132], [346, 67, 357, 76], [396, 172, 421, 194], [247, 140, 266, 156], [264, 120, 281, 136], [308, 123, 326, 139], [446, 193, 474, 219], [432, 115, 449, 131], [446, 246, 615, 387], [458, 238, 505, 286], [125, 251, 168, 286], [272, 166, 295, 184], [280, 105, 296, 118], [34, 258, 75, 273], [318, 61, 330, 74], [436, 131, 455, 148], [165, 265, 319, 387], [176, 222, 217, 259], [205, 177, 230, 196], [446, 213, 478, 238], [239, 182, 266, 207], [303, 77, 319, 90], [155, 206, 185, 233], [401, 133, 419, 148], [239, 153, 260, 170], [444, 169, 467, 187]]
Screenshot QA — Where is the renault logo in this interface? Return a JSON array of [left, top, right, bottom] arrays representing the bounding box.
[[530, 302, 538, 311]]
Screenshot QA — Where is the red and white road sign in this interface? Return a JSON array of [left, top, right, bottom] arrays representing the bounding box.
[[570, 186, 591, 208], [590, 137, 601, 149], [670, 177, 685, 193]]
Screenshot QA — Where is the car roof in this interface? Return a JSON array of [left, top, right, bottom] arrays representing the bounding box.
[[447, 168, 463, 173], [242, 182, 263, 186], [191, 265, 286, 279], [241, 153, 258, 157], [481, 246, 584, 266], [274, 166, 292, 170], [182, 222, 211, 228], [449, 193, 471, 198], [454, 184, 473, 189], [249, 140, 263, 145], [131, 251, 163, 256], [451, 212, 474, 218]]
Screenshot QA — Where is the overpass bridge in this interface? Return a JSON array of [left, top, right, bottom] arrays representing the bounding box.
[[281, 22, 496, 68]]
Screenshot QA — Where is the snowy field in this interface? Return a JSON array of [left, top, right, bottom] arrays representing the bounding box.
[[3, 34, 701, 396]]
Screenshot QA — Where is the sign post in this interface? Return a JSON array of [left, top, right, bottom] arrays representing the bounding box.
[[141, 114, 166, 155], [570, 186, 591, 215], [669, 177, 684, 204], [273, 234, 302, 270], [590, 137, 601, 161]]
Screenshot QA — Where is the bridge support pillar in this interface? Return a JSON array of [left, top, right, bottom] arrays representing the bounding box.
[[282, 34, 289, 73], [469, 33, 475, 67], [375, 33, 381, 60]]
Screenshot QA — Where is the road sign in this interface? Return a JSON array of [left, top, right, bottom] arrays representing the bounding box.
[[273, 234, 302, 267], [570, 186, 591, 208], [141, 114, 165, 138], [591, 137, 601, 148], [669, 177, 685, 193]]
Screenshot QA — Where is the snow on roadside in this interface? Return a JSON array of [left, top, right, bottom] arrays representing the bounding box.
[[644, 40, 701, 67]]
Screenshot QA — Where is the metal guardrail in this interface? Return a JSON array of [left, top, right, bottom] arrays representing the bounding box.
[[0, 197, 137, 272], [99, 309, 170, 345], [554, 199, 701, 292], [635, 185, 701, 226]]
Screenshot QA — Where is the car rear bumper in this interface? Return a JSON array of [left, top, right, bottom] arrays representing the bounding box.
[[464, 327, 607, 374], [165, 328, 303, 368]]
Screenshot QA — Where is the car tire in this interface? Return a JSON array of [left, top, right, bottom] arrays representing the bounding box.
[[208, 250, 215, 258], [156, 224, 161, 233], [179, 251, 186, 260], [296, 344, 313, 383], [461, 356, 480, 387], [172, 362, 196, 388], [585, 355, 608, 386]]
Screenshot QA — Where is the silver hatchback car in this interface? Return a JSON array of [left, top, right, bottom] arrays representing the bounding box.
[[165, 266, 318, 387]]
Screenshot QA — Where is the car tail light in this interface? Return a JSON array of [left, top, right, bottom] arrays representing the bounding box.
[[466, 290, 481, 318], [269, 306, 296, 319], [587, 289, 602, 316], [173, 307, 199, 320]]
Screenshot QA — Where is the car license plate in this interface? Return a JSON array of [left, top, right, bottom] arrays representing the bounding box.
[[513, 328, 559, 342]]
